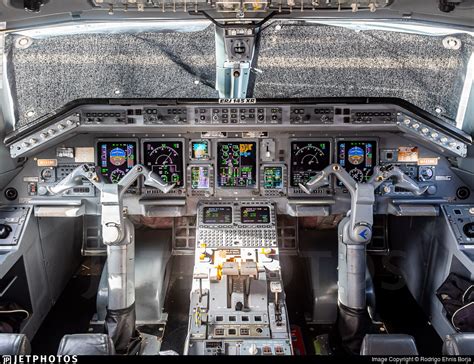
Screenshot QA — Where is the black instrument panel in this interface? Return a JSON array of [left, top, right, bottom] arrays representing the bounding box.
[[97, 140, 137, 184], [290, 141, 331, 187], [190, 140, 210, 161], [95, 137, 379, 191], [337, 140, 377, 184], [142, 140, 185, 187], [241, 206, 271, 224], [202, 206, 233, 224], [190, 165, 211, 190], [263, 166, 284, 190], [216, 141, 257, 188]]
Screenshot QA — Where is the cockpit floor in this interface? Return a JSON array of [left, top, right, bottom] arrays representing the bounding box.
[[31, 258, 104, 354], [372, 264, 443, 355], [160, 255, 194, 354], [28, 250, 442, 355]]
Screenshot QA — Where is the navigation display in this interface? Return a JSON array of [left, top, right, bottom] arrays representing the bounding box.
[[290, 141, 331, 187], [241, 206, 271, 224], [337, 140, 377, 184], [143, 141, 184, 187], [191, 140, 210, 160], [97, 141, 137, 183], [191, 166, 210, 190], [263, 166, 283, 189], [217, 141, 257, 188], [203, 206, 233, 224]]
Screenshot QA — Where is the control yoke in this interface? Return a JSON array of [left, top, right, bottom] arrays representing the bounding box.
[[299, 163, 427, 244], [299, 164, 428, 197], [48, 164, 174, 197], [48, 164, 175, 244], [299, 164, 428, 314], [47, 164, 175, 352]]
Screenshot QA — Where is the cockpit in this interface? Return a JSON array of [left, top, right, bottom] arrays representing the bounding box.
[[0, 0, 473, 358]]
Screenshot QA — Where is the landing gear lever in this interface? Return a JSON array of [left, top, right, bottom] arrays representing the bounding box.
[[49, 164, 174, 353], [299, 164, 426, 352]]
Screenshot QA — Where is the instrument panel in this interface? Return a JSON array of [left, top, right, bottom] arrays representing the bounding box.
[[97, 140, 137, 184], [5, 101, 472, 213], [289, 141, 331, 188], [216, 141, 257, 189], [336, 140, 377, 184], [263, 166, 284, 190], [92, 137, 368, 194], [190, 140, 210, 161], [197, 201, 277, 248], [142, 140, 185, 187], [202, 206, 233, 224], [69, 134, 457, 201]]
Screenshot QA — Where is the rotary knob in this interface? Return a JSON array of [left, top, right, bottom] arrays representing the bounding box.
[[0, 224, 12, 239]]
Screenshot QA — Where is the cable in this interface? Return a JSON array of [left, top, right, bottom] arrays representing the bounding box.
[[0, 309, 30, 319]]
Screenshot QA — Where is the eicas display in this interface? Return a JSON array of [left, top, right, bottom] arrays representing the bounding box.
[[217, 141, 257, 188]]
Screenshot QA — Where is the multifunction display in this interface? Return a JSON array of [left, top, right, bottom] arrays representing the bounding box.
[[191, 166, 210, 190], [191, 140, 209, 160], [97, 141, 137, 183], [217, 141, 257, 188], [263, 166, 283, 189], [202, 206, 233, 224], [241, 206, 271, 224], [143, 141, 184, 187], [337, 140, 377, 184], [290, 141, 331, 187]]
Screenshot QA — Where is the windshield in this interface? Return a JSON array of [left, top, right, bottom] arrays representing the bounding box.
[[254, 21, 474, 128], [3, 20, 473, 131], [5, 23, 217, 129]]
